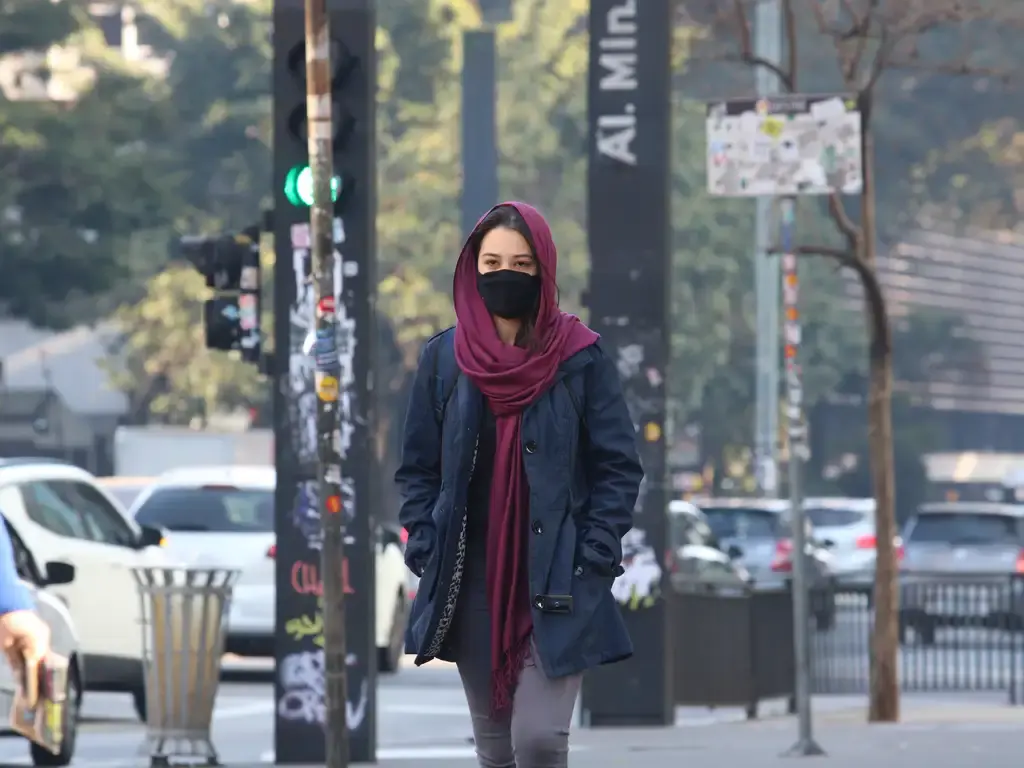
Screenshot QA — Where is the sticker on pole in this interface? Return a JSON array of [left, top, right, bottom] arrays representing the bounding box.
[[317, 296, 335, 318], [705, 94, 863, 197], [325, 495, 341, 514], [313, 329, 341, 373], [315, 373, 338, 402]]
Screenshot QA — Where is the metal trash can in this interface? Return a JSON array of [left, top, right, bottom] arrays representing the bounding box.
[[133, 567, 240, 766]]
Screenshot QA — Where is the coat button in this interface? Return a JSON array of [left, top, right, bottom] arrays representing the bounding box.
[[574, 565, 584, 576], [534, 596, 544, 609], [525, 440, 538, 454], [531, 520, 543, 535]]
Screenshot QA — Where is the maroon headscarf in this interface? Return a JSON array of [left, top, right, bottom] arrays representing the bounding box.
[[453, 202, 598, 714]]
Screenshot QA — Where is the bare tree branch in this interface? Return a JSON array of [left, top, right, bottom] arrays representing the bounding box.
[[839, 1, 872, 83], [785, 244, 891, 357], [863, 25, 893, 93], [722, 0, 796, 90], [782, 0, 797, 89], [828, 194, 860, 246]]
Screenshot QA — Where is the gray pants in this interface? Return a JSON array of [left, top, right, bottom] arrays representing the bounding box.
[[457, 639, 581, 768]]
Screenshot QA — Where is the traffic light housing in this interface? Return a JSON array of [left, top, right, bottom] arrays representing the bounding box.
[[180, 230, 262, 364], [273, 1, 374, 230], [275, 14, 359, 213]]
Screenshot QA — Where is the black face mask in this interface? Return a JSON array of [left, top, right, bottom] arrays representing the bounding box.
[[477, 270, 541, 320]]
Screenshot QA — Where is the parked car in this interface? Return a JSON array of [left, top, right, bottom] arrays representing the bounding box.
[[692, 497, 837, 629], [1, 520, 81, 765], [0, 459, 171, 722], [667, 500, 749, 592], [900, 501, 1024, 644], [129, 466, 410, 672], [0, 527, 80, 767], [804, 497, 881, 595]]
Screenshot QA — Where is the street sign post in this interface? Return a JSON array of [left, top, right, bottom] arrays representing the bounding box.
[[706, 93, 864, 757]]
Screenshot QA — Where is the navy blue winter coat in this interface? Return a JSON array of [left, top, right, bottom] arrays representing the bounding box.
[[395, 328, 643, 679]]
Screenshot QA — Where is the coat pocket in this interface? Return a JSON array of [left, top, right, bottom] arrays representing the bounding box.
[[544, 509, 577, 600]]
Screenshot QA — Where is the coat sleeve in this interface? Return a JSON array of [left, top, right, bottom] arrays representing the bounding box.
[[394, 336, 443, 574], [578, 347, 643, 573], [0, 523, 32, 615]]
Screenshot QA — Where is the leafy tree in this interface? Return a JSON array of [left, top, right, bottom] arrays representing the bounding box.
[[137, 0, 272, 233], [0, 7, 177, 327], [98, 0, 275, 415], [105, 266, 265, 425]]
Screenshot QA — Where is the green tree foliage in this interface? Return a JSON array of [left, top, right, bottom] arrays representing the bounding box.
[[96, 0, 274, 420], [139, 0, 272, 232], [0, 4, 176, 327], [105, 267, 265, 425]]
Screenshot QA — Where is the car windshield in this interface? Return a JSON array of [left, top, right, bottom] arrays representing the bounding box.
[[700, 507, 784, 540], [804, 506, 865, 528], [907, 511, 1020, 545], [134, 487, 273, 533]]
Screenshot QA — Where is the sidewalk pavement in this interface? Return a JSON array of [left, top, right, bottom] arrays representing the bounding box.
[[368, 694, 1024, 767]]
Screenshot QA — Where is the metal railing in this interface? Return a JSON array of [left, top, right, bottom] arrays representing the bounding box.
[[670, 573, 1024, 710], [811, 573, 1024, 700]]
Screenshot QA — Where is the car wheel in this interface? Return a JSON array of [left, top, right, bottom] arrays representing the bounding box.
[[30, 662, 80, 766], [132, 685, 147, 723], [378, 591, 406, 674]]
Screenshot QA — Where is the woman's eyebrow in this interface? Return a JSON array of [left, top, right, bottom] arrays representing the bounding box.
[[480, 251, 534, 259]]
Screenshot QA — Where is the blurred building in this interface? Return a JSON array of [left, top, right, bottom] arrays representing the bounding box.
[[823, 222, 1024, 457], [877, 224, 1024, 415], [0, 321, 126, 473]]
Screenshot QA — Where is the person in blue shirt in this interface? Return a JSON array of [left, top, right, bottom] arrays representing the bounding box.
[[0, 523, 49, 673]]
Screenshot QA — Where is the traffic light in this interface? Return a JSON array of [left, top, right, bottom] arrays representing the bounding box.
[[274, 10, 359, 213], [272, 2, 373, 233], [180, 230, 261, 364]]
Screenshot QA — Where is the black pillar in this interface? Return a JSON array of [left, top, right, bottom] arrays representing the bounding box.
[[271, 0, 377, 762], [460, 28, 498, 236], [581, 0, 674, 727]]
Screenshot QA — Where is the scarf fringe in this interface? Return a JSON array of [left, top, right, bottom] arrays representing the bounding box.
[[490, 635, 531, 717]]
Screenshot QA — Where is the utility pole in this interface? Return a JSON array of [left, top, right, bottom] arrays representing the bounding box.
[[779, 197, 823, 757], [753, 0, 782, 497], [304, 0, 347, 765]]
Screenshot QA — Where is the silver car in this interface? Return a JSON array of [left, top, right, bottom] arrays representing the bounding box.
[[692, 498, 837, 630], [900, 502, 1024, 645], [803, 497, 878, 593]]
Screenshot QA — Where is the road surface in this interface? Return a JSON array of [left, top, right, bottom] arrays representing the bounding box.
[[2, 603, 1021, 767]]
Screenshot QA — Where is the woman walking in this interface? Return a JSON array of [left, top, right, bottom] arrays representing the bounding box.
[[396, 202, 643, 768]]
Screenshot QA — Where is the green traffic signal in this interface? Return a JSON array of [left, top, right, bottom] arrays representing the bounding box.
[[283, 165, 341, 207]]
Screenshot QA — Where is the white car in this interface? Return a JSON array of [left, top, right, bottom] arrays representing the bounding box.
[[128, 466, 410, 672], [803, 497, 879, 593], [0, 536, 80, 767], [0, 460, 172, 722]]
